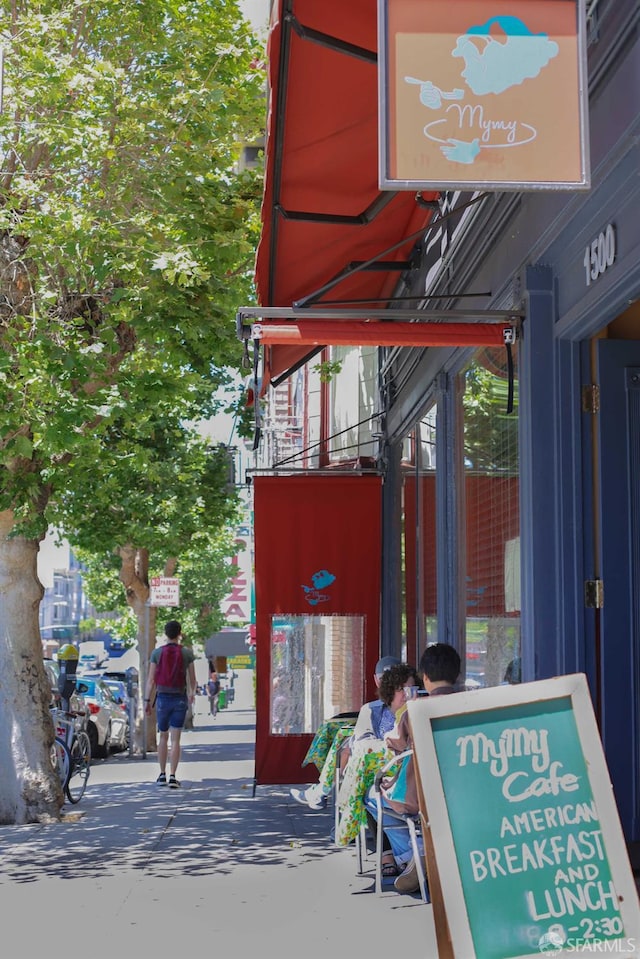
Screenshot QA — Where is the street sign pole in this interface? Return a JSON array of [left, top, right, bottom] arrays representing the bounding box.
[[142, 602, 150, 760], [143, 578, 180, 760]]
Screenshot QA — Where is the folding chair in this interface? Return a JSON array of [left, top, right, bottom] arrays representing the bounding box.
[[333, 735, 369, 873], [353, 820, 369, 874], [372, 749, 429, 901]]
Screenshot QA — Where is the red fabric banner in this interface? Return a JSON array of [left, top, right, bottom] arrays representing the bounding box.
[[253, 475, 382, 785]]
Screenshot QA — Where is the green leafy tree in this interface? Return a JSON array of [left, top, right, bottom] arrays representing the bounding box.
[[59, 408, 240, 750], [463, 355, 519, 474], [80, 610, 139, 647], [0, 0, 264, 823], [79, 528, 236, 648]]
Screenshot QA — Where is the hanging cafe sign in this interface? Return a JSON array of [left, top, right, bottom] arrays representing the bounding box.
[[378, 0, 590, 191]]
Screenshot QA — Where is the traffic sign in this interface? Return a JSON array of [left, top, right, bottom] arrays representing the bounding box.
[[149, 577, 180, 607]]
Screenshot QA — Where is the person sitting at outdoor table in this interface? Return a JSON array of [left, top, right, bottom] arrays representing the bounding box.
[[358, 662, 421, 878], [365, 643, 461, 895], [333, 662, 422, 851], [289, 655, 400, 810]]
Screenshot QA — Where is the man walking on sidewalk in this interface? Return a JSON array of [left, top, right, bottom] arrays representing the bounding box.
[[145, 620, 196, 788]]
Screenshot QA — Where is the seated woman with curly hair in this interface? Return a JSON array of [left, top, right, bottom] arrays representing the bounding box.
[[366, 662, 421, 880], [367, 644, 460, 894]]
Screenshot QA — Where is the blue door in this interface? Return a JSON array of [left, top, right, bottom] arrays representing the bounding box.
[[597, 339, 640, 842]]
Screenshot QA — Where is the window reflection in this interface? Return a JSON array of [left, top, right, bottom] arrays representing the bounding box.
[[402, 407, 438, 665], [400, 351, 521, 689], [270, 615, 364, 735], [462, 347, 521, 687]]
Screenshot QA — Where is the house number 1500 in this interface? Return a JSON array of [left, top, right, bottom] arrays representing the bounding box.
[[584, 224, 616, 286]]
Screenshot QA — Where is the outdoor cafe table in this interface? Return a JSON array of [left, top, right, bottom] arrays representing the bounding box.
[[302, 716, 357, 776], [336, 737, 392, 846]]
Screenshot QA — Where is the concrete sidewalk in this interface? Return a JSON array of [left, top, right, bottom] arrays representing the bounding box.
[[0, 671, 437, 959]]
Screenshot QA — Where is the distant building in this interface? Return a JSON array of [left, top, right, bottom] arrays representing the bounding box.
[[221, 507, 253, 624], [205, 627, 252, 673], [38, 531, 103, 657]]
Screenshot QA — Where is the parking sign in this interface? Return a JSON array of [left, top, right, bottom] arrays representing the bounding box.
[[149, 577, 180, 607]]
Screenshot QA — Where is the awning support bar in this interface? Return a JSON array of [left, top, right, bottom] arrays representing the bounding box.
[[293, 192, 487, 307], [305, 292, 493, 307], [275, 191, 396, 226], [286, 14, 377, 64], [271, 345, 324, 389], [293, 261, 412, 310], [237, 306, 523, 334]]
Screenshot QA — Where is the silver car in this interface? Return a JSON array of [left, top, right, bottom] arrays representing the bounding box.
[[75, 677, 129, 758]]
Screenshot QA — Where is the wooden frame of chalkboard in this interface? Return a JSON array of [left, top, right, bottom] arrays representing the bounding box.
[[407, 674, 640, 959]]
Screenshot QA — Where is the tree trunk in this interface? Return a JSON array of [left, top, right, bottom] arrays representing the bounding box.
[[0, 511, 64, 823], [118, 545, 158, 754], [118, 550, 181, 752]]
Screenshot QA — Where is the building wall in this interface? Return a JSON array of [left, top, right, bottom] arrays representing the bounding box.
[[382, 0, 640, 843], [38, 531, 101, 653]]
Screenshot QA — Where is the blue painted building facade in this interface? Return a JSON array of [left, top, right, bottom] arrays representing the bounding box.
[[379, 1, 640, 850]]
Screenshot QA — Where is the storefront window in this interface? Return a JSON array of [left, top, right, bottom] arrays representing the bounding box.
[[327, 345, 377, 463], [402, 407, 438, 665], [461, 348, 520, 687], [399, 350, 519, 683], [270, 614, 364, 735]]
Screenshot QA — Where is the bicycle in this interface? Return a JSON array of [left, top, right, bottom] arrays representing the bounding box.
[[50, 734, 71, 792], [51, 706, 91, 803]]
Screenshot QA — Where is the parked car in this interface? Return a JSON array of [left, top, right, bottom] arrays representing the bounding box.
[[102, 677, 137, 721], [103, 667, 139, 700], [75, 677, 129, 757], [102, 669, 132, 684], [78, 653, 100, 673], [78, 653, 111, 674], [102, 677, 127, 702]]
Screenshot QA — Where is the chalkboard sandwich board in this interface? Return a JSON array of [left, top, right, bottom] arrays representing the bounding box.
[[407, 673, 640, 959]]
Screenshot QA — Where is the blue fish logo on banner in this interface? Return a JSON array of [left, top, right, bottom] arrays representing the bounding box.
[[302, 569, 336, 606]]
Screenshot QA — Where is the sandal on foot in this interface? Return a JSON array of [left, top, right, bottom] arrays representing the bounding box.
[[381, 857, 400, 878]]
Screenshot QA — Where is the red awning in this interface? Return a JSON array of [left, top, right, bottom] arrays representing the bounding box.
[[254, 0, 440, 387], [253, 319, 511, 348]]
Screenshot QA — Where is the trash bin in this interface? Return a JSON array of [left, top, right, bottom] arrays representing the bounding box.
[[218, 688, 227, 710]]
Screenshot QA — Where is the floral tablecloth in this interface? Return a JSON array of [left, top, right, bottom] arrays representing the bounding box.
[[302, 717, 357, 773], [336, 737, 392, 846], [315, 724, 357, 793]]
